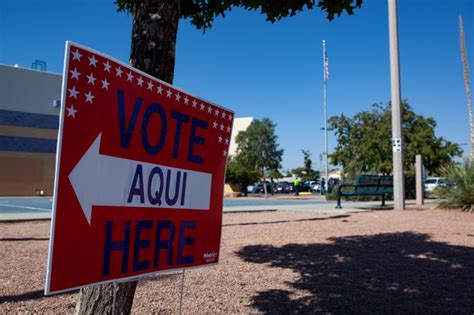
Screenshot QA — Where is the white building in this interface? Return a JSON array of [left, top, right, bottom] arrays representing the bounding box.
[[228, 117, 253, 156]]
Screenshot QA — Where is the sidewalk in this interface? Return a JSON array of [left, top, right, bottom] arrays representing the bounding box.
[[222, 200, 430, 213], [0, 196, 435, 222], [0, 212, 52, 222]]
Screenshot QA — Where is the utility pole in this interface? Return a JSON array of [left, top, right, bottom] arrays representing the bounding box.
[[388, 0, 405, 209], [459, 16, 474, 161], [319, 153, 323, 177], [323, 40, 329, 185]]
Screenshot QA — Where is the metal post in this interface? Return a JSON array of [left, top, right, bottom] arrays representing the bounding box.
[[416, 154, 424, 206], [179, 270, 186, 315], [459, 16, 474, 161], [323, 40, 329, 187], [388, 0, 405, 209], [319, 153, 323, 175]]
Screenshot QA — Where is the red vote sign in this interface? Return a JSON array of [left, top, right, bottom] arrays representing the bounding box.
[[45, 42, 233, 294]]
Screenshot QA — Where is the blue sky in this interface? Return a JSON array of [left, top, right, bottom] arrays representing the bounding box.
[[1, 0, 473, 171]]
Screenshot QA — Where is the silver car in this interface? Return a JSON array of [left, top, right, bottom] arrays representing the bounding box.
[[424, 177, 447, 197]]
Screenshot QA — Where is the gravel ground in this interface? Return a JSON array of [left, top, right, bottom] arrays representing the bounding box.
[[1, 206, 473, 314]]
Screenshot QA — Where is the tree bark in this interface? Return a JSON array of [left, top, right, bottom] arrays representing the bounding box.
[[75, 1, 180, 314], [130, 0, 180, 84], [75, 282, 137, 315], [263, 177, 268, 199]]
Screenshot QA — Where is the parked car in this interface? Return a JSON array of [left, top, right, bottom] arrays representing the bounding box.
[[246, 183, 256, 193], [301, 181, 311, 192], [248, 181, 273, 194], [308, 180, 320, 192], [424, 177, 447, 197], [275, 181, 291, 193]]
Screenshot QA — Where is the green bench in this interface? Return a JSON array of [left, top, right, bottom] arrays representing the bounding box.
[[336, 175, 393, 209]]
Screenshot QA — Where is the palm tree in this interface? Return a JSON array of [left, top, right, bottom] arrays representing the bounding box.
[[459, 16, 474, 161]]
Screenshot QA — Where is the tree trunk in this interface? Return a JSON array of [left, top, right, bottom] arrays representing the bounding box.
[[241, 181, 248, 196], [76, 1, 180, 314], [130, 0, 180, 83], [262, 177, 268, 199], [75, 282, 137, 314]]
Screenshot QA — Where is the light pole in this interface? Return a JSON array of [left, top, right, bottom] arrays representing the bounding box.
[[388, 0, 405, 209], [323, 40, 329, 186], [319, 153, 323, 177]]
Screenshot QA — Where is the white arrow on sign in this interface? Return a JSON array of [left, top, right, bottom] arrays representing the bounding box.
[[69, 134, 212, 225]]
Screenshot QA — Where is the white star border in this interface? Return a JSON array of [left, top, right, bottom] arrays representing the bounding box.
[[66, 45, 235, 140]]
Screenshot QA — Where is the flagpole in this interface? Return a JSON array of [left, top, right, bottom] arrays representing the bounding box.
[[323, 40, 329, 190]]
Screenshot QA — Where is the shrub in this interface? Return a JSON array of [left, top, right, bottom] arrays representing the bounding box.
[[435, 159, 474, 213]]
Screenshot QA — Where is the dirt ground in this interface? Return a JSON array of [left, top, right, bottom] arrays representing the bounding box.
[[1, 207, 473, 314]]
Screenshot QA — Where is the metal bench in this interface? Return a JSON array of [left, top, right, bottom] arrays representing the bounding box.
[[336, 175, 393, 209]]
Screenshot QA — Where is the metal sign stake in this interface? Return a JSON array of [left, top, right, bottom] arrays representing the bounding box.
[[179, 270, 186, 315]]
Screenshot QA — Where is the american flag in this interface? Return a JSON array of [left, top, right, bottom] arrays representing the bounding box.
[[324, 52, 329, 81]]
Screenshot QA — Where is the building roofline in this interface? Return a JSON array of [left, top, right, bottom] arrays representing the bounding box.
[[0, 63, 62, 77]]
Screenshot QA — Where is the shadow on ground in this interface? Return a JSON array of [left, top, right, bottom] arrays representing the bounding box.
[[236, 232, 474, 314], [0, 237, 49, 242], [223, 215, 350, 227], [0, 289, 77, 303]]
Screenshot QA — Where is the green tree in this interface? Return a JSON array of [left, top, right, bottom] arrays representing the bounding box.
[[291, 150, 319, 180], [302, 149, 319, 180], [329, 101, 462, 178], [115, 0, 362, 82], [268, 168, 284, 180], [225, 155, 260, 195], [77, 1, 363, 312], [234, 118, 283, 197], [303, 150, 312, 176], [291, 167, 305, 178]]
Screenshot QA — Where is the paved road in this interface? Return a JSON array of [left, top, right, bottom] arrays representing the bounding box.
[[0, 196, 410, 221]]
